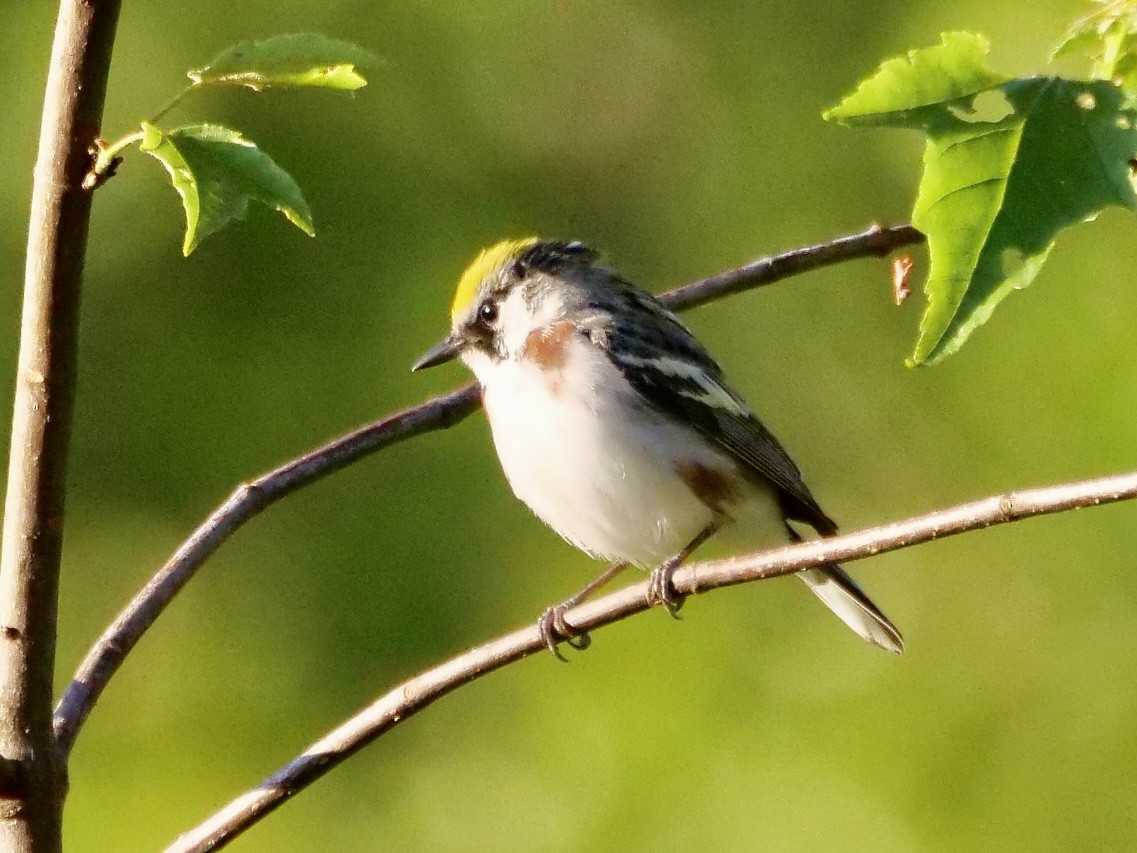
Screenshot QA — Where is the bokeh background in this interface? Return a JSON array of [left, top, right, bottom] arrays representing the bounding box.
[[4, 0, 1137, 850]]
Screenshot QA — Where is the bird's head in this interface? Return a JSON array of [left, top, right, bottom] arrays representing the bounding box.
[[412, 238, 601, 379]]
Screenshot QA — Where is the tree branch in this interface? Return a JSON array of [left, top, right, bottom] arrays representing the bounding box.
[[53, 222, 925, 755], [0, 0, 121, 847], [52, 383, 481, 755], [660, 223, 923, 311], [165, 468, 1137, 852]]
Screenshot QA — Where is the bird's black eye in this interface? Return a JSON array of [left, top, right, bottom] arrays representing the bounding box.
[[478, 300, 499, 325]]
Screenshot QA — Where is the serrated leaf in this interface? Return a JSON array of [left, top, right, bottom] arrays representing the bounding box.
[[824, 32, 1010, 126], [909, 78, 1137, 363], [1051, 0, 1137, 84], [826, 32, 1137, 364], [140, 122, 314, 255], [189, 33, 377, 91], [1052, 29, 1106, 64]]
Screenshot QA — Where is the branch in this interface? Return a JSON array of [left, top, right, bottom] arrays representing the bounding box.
[[660, 224, 923, 311], [54, 223, 923, 754], [52, 383, 481, 755], [0, 0, 122, 845], [166, 468, 1137, 852]]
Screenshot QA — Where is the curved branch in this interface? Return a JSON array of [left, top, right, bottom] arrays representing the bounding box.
[[53, 222, 924, 754], [52, 383, 480, 755], [660, 223, 923, 311], [165, 468, 1137, 852]]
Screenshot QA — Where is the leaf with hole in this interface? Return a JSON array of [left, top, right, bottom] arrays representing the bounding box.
[[827, 32, 1137, 364], [140, 122, 314, 256], [824, 32, 1011, 124]]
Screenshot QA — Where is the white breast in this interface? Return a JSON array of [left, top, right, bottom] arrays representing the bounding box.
[[477, 335, 773, 565]]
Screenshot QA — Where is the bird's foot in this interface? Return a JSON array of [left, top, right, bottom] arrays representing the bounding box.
[[537, 602, 592, 662], [646, 557, 686, 618]]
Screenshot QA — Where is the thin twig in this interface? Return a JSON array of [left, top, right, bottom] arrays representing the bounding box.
[[661, 223, 923, 311], [53, 383, 480, 754], [165, 468, 1137, 852], [0, 0, 121, 845], [53, 222, 924, 754]]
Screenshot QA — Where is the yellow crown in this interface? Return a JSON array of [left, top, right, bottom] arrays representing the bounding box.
[[450, 237, 538, 323]]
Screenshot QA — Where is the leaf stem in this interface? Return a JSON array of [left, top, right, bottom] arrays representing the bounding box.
[[84, 82, 199, 190], [93, 129, 145, 172], [82, 128, 145, 191], [147, 83, 198, 125]]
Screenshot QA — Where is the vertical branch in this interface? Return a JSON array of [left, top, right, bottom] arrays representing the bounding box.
[[0, 0, 122, 849]]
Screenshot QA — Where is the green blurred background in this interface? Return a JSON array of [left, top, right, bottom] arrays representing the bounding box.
[[5, 0, 1137, 850]]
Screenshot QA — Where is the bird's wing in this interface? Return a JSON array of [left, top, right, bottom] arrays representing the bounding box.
[[594, 290, 836, 534]]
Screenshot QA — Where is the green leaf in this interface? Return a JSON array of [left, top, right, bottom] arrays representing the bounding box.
[[824, 33, 1010, 126], [826, 32, 1137, 364], [189, 33, 377, 91], [912, 78, 1137, 363], [1052, 1, 1137, 88], [140, 122, 314, 256]]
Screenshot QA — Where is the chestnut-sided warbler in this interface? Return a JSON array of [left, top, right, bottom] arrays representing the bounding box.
[[414, 238, 903, 657]]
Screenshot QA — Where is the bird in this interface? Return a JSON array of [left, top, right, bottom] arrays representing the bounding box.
[[413, 238, 903, 658]]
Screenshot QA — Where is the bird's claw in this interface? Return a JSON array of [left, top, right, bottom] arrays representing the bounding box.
[[647, 563, 686, 618], [537, 603, 591, 661]]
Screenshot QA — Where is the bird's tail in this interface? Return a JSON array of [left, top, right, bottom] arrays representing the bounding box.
[[796, 564, 904, 654]]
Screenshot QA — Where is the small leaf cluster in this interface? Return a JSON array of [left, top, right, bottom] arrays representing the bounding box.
[[826, 5, 1137, 365], [90, 33, 375, 255]]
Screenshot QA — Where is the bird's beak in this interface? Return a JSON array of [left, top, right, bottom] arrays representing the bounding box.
[[411, 333, 463, 371]]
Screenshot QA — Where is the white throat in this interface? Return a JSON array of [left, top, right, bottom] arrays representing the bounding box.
[[460, 285, 568, 383]]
